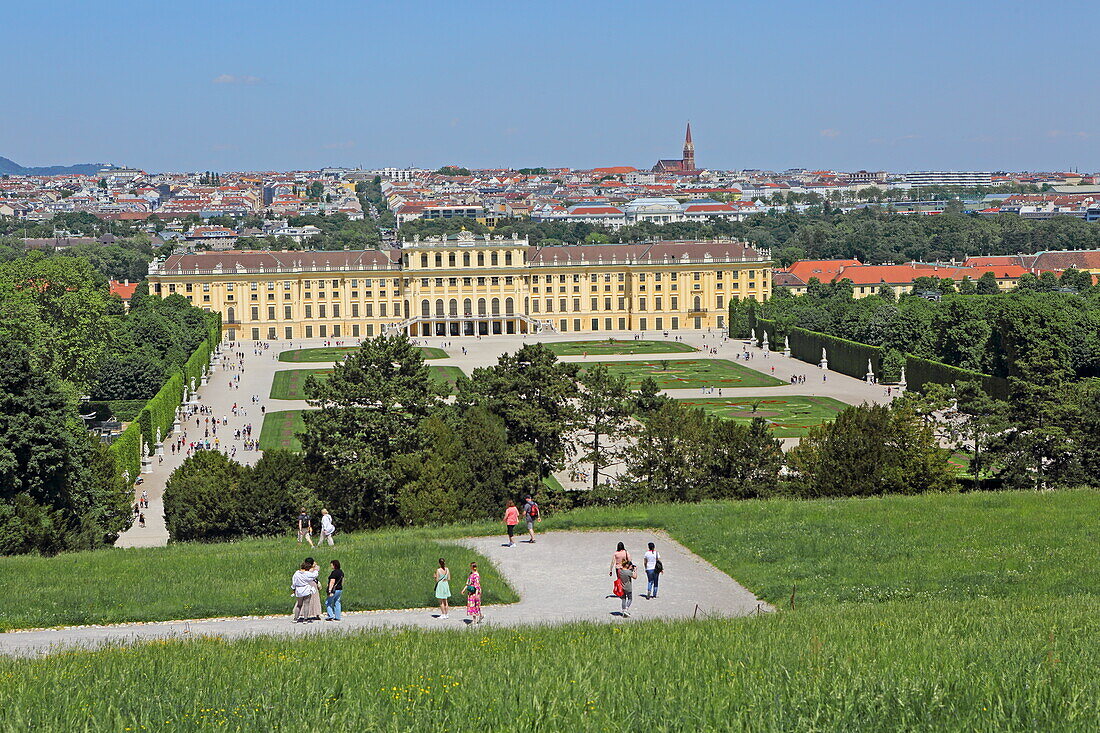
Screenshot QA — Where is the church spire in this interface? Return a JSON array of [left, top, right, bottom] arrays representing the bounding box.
[[682, 122, 695, 170]]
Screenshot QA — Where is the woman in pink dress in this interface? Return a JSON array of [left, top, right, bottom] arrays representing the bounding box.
[[464, 562, 483, 624]]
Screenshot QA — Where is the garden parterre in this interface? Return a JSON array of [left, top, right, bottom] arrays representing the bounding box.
[[678, 395, 848, 437], [270, 365, 465, 400], [578, 358, 785, 389], [539, 339, 697, 356], [278, 346, 448, 363]]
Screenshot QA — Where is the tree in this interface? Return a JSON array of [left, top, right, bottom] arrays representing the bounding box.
[[239, 450, 317, 536], [574, 364, 635, 490], [706, 417, 783, 499], [392, 406, 513, 524], [633, 376, 671, 416], [163, 451, 249, 541], [622, 401, 711, 501], [957, 276, 977, 295], [457, 343, 578, 488], [0, 337, 129, 554], [727, 297, 751, 338], [301, 334, 444, 528], [92, 355, 167, 400], [786, 402, 958, 498]]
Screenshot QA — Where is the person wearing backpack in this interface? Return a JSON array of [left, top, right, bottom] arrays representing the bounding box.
[[522, 495, 541, 543], [643, 541, 663, 599]]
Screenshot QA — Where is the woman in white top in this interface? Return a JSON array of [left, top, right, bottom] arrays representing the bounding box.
[[643, 542, 661, 599], [319, 509, 335, 546], [291, 558, 320, 622]]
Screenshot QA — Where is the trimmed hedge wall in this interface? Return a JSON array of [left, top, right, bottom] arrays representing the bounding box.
[[761, 316, 1010, 397], [109, 312, 222, 477], [905, 355, 1010, 400], [757, 319, 882, 380], [112, 421, 141, 481]]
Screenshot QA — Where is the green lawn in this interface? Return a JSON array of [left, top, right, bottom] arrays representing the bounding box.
[[278, 346, 448, 362], [1, 490, 1096, 729], [270, 366, 465, 400], [541, 339, 697, 356], [258, 409, 306, 452], [0, 528, 516, 631], [678, 395, 848, 436], [581, 358, 785, 389], [2, 601, 1092, 730]]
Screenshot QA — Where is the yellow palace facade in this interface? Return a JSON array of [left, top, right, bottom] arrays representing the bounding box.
[[147, 232, 772, 341]]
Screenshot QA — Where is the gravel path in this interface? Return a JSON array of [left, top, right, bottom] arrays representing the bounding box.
[[0, 531, 771, 657]]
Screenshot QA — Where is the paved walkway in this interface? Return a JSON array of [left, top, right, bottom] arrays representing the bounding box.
[[1, 531, 770, 657], [116, 330, 894, 547]]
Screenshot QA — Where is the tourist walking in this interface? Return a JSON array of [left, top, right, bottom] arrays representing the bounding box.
[[503, 501, 519, 547], [464, 561, 483, 624], [434, 558, 451, 619], [297, 508, 314, 547], [643, 542, 663, 599], [523, 495, 540, 543], [617, 561, 637, 617], [291, 558, 320, 623], [325, 559, 343, 621], [609, 541, 631, 577], [319, 509, 335, 546]]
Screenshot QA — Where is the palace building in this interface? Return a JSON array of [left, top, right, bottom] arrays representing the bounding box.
[[147, 232, 772, 341]]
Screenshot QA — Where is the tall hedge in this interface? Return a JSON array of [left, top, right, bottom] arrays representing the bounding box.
[[779, 324, 882, 380], [771, 317, 1009, 396], [109, 311, 222, 481], [112, 420, 141, 481], [904, 356, 1010, 400]]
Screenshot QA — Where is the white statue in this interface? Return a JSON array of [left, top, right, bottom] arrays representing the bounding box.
[[865, 359, 875, 384], [820, 348, 829, 370], [783, 335, 791, 358]]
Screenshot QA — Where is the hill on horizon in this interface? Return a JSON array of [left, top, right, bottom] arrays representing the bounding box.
[[0, 156, 119, 177]]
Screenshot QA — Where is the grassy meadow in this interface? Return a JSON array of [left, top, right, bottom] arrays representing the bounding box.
[[0, 531, 516, 630], [1, 599, 1095, 730], [540, 338, 697, 356], [2, 489, 1094, 628], [579, 358, 785, 389], [278, 346, 448, 363], [2, 490, 1096, 729]]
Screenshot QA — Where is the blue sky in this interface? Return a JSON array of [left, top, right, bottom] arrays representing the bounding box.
[[2, 1, 1097, 172]]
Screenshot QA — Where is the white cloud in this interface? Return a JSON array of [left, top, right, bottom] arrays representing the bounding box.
[[1047, 129, 1090, 140], [819, 128, 841, 138], [212, 74, 262, 85]]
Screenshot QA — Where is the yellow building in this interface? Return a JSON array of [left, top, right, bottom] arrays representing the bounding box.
[[148, 232, 772, 341]]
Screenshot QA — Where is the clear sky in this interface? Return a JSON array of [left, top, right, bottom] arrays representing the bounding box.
[[3, 1, 1097, 173]]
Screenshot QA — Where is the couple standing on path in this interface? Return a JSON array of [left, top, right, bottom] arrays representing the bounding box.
[[503, 496, 540, 547], [611, 541, 663, 618], [433, 558, 483, 624], [291, 558, 344, 622]]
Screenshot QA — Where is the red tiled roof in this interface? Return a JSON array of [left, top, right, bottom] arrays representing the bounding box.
[[109, 281, 139, 300], [785, 259, 862, 283]]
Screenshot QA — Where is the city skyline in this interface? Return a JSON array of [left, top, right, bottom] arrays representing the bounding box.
[[2, 1, 1098, 172]]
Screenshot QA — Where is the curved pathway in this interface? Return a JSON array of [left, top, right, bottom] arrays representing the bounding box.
[[0, 531, 770, 657]]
